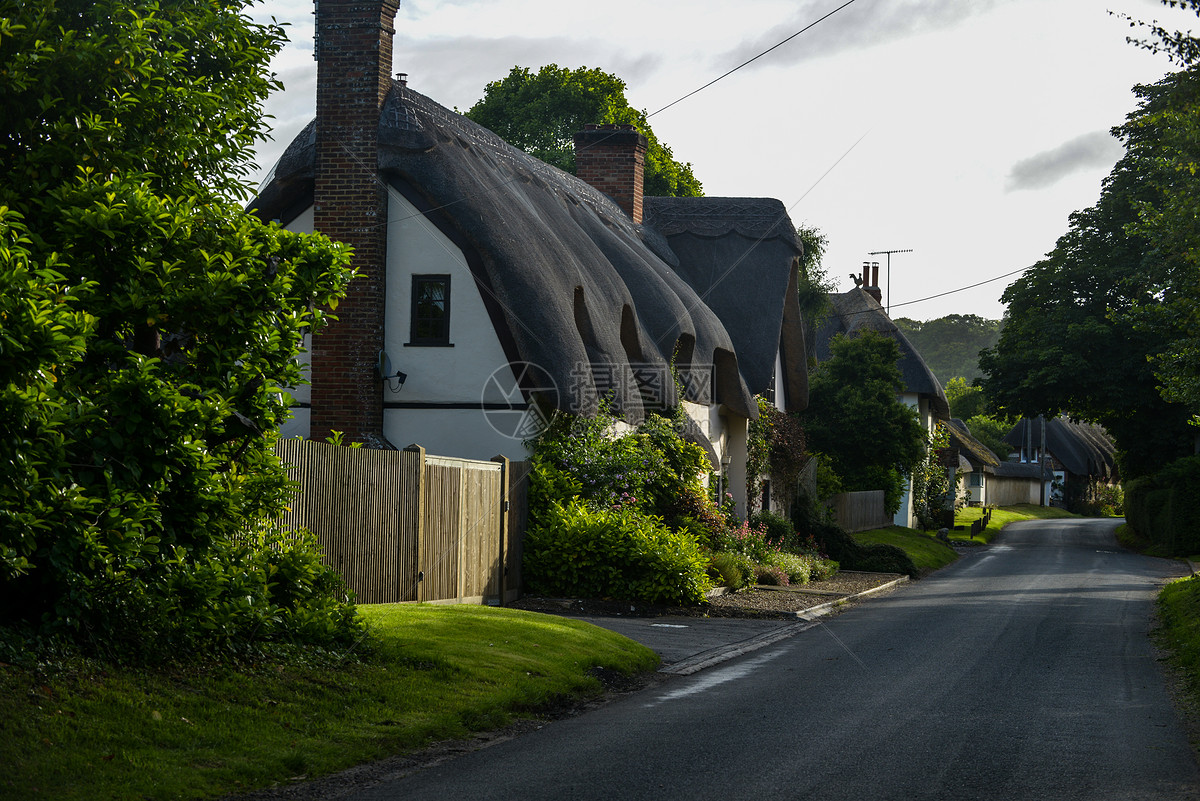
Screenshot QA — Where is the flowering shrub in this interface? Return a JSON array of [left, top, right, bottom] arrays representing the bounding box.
[[710, 520, 837, 589]]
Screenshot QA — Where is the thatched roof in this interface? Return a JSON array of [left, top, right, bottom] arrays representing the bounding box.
[[812, 288, 950, 418], [250, 84, 807, 423], [1004, 416, 1117, 479], [946, 419, 1001, 471]]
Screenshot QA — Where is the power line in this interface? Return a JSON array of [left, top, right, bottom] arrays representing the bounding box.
[[648, 0, 860, 118], [884, 267, 1027, 313]]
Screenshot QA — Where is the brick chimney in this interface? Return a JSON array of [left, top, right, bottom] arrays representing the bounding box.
[[574, 124, 648, 224], [309, 0, 399, 446], [864, 260, 882, 304]]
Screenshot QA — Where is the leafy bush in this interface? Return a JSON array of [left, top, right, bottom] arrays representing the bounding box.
[[707, 551, 754, 591], [523, 500, 712, 605], [806, 519, 918, 578], [0, 1, 359, 659], [750, 510, 795, 547], [1125, 456, 1200, 555]]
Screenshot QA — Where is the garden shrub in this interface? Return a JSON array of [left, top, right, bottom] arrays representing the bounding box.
[[750, 509, 795, 547], [523, 500, 712, 605], [707, 551, 753, 591], [1125, 456, 1200, 555]]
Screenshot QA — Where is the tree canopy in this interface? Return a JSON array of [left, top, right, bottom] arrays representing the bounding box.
[[978, 53, 1197, 478], [803, 331, 926, 513], [0, 0, 357, 657], [795, 223, 834, 365], [464, 64, 703, 197], [1116, 4, 1200, 420], [893, 315, 1000, 386]]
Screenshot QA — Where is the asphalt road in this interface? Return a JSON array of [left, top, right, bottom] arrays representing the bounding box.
[[349, 518, 1200, 800]]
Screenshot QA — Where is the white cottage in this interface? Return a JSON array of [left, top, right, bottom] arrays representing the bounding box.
[[249, 0, 809, 516]]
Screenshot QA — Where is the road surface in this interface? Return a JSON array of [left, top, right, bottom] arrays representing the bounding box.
[[349, 518, 1200, 800]]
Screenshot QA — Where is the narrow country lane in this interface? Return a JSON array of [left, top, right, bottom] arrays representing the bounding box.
[[350, 519, 1200, 801]]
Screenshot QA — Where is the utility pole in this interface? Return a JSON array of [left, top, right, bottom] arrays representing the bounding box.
[[868, 248, 913, 315]]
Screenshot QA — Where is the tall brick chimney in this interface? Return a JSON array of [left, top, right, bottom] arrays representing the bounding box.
[[574, 124, 648, 224], [309, 0, 399, 446], [864, 260, 882, 304]]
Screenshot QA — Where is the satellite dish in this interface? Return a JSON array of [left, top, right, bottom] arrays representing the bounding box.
[[377, 349, 392, 381]]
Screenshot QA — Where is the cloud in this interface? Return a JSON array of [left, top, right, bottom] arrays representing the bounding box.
[[394, 36, 664, 110], [717, 0, 1011, 69], [1005, 131, 1123, 191]]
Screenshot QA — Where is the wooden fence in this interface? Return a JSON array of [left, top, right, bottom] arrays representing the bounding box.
[[273, 439, 528, 605], [988, 475, 1041, 507], [827, 489, 890, 533]]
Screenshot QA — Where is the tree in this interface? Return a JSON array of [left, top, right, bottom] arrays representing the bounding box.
[[0, 0, 358, 657], [944, 377, 985, 420], [893, 315, 1001, 385], [978, 64, 1195, 478], [1116, 5, 1200, 420], [803, 331, 926, 513], [465, 65, 703, 197], [795, 223, 834, 365]]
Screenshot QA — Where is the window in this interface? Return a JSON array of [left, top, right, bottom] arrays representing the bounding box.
[[408, 274, 451, 346]]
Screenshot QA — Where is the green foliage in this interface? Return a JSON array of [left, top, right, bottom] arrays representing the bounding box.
[[523, 499, 712, 605], [526, 407, 723, 603], [0, 0, 360, 656], [810, 522, 918, 578], [1124, 456, 1200, 555], [1156, 575, 1200, 707], [465, 64, 702, 197], [964, 413, 1015, 460], [979, 60, 1196, 478], [711, 519, 836, 589], [528, 410, 710, 525], [803, 331, 926, 501], [796, 223, 834, 364], [944, 377, 986, 419], [749, 510, 795, 547], [893, 315, 1001, 385], [910, 424, 960, 532]]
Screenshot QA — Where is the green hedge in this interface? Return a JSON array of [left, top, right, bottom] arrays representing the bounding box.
[[1124, 456, 1200, 555], [522, 500, 712, 605]]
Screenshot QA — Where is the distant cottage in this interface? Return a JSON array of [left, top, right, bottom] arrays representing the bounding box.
[[250, 0, 809, 515]]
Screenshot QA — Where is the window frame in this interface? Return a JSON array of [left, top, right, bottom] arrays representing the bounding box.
[[406, 273, 453, 347]]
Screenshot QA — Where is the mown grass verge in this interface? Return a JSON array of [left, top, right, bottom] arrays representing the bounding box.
[[852, 526, 959, 573], [0, 604, 657, 801], [954, 503, 1080, 544], [1157, 576, 1200, 714]]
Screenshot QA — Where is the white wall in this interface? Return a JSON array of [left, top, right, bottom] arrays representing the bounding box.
[[893, 391, 921, 528], [381, 191, 529, 460]]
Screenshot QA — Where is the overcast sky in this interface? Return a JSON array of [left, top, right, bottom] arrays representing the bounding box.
[[249, 0, 1186, 321]]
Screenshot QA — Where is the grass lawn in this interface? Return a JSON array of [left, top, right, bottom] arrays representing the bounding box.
[[1156, 576, 1200, 719], [853, 505, 1084, 574], [953, 503, 1080, 544], [0, 604, 658, 801], [853, 526, 959, 573]]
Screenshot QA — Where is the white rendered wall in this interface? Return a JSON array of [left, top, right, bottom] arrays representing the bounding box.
[[893, 391, 921, 528], [381, 191, 527, 460]]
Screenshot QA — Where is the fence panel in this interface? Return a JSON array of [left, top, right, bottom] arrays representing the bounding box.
[[273, 440, 528, 605], [989, 476, 1040, 507], [828, 490, 889, 533]]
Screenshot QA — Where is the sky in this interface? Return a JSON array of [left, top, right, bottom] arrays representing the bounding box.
[[248, 0, 1190, 321]]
